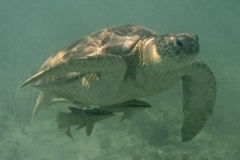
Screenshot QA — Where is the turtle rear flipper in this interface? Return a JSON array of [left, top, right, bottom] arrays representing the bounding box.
[[32, 92, 69, 118], [181, 60, 216, 142]]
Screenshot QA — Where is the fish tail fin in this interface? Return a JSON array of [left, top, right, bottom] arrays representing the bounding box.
[[57, 112, 73, 139]]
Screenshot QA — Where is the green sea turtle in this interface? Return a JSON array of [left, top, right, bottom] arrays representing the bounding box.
[[20, 24, 216, 142]]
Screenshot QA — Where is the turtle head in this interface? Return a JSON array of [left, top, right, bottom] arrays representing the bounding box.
[[155, 33, 199, 67]]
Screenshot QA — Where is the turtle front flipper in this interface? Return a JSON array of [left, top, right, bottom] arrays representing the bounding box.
[[181, 60, 216, 142], [19, 54, 127, 88]]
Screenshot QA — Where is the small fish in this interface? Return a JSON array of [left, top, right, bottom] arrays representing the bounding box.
[[57, 107, 115, 138], [100, 99, 151, 122]]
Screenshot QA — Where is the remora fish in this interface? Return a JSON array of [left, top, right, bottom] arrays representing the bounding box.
[[100, 99, 151, 122], [57, 107, 114, 138]]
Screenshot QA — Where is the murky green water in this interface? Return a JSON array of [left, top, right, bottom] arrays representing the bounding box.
[[1, 0, 239, 159]]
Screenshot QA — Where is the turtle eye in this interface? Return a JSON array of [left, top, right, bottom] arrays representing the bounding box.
[[176, 40, 183, 47]]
